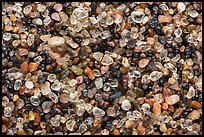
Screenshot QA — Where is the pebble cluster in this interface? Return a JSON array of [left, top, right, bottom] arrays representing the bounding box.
[[2, 2, 202, 135]]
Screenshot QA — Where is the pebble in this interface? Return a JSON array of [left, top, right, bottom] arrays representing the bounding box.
[[48, 36, 65, 46], [70, 65, 83, 75], [158, 15, 172, 23], [93, 52, 104, 62], [25, 81, 34, 89], [186, 86, 195, 99], [53, 3, 63, 12], [94, 78, 103, 89], [51, 12, 61, 21], [168, 77, 176, 85], [84, 66, 95, 80], [101, 54, 114, 66], [173, 108, 184, 120], [188, 110, 200, 121], [138, 59, 149, 68], [177, 2, 186, 13], [150, 71, 163, 81], [121, 99, 131, 111], [32, 18, 43, 25], [189, 101, 202, 109], [66, 120, 76, 131], [28, 62, 39, 72], [146, 37, 155, 45], [42, 101, 53, 113], [40, 82, 51, 95], [122, 57, 130, 67], [166, 95, 180, 105], [17, 128, 26, 135], [153, 102, 161, 116], [20, 61, 29, 74], [131, 11, 145, 23], [160, 123, 167, 133]]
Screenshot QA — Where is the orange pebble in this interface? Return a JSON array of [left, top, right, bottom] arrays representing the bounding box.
[[84, 66, 95, 80], [10, 14, 17, 22], [167, 128, 173, 135], [93, 120, 100, 127], [179, 45, 185, 52], [146, 37, 155, 45], [28, 62, 39, 72], [20, 61, 29, 74], [113, 129, 120, 135]]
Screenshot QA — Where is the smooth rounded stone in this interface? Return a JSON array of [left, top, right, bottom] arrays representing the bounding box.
[[50, 117, 60, 127], [188, 110, 201, 121], [85, 117, 93, 125], [29, 111, 35, 121], [69, 92, 79, 103], [30, 96, 40, 106], [92, 107, 105, 116], [186, 86, 195, 99], [132, 110, 142, 118], [42, 101, 53, 113], [51, 80, 61, 91], [138, 59, 149, 68], [34, 112, 41, 125], [174, 28, 182, 37], [59, 93, 69, 104], [189, 101, 202, 109], [41, 82, 51, 95], [122, 57, 130, 67], [106, 107, 116, 117], [43, 16, 51, 25], [25, 81, 34, 89], [93, 52, 104, 62], [59, 12, 68, 22], [150, 71, 163, 81], [14, 80, 22, 91], [168, 77, 176, 85], [101, 54, 114, 66], [101, 129, 110, 135], [37, 4, 46, 12], [66, 120, 76, 131], [72, 7, 88, 20], [32, 18, 43, 25], [173, 108, 184, 120], [103, 83, 111, 91], [28, 62, 39, 72], [153, 102, 161, 116], [70, 65, 83, 75], [158, 15, 172, 23], [141, 74, 150, 83], [159, 3, 169, 11], [48, 36, 65, 46], [125, 119, 135, 128], [4, 107, 12, 117], [177, 2, 186, 13], [3, 33, 12, 41], [23, 5, 32, 14], [188, 10, 198, 18], [121, 100, 131, 111], [141, 103, 150, 113], [53, 3, 63, 12], [160, 123, 167, 133], [166, 94, 180, 105], [48, 92, 58, 103], [68, 79, 77, 87], [79, 123, 87, 134], [94, 78, 103, 89], [16, 99, 24, 109], [131, 11, 145, 23], [51, 12, 61, 21]]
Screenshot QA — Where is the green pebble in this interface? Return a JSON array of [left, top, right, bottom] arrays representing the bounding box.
[[70, 65, 83, 75], [32, 18, 43, 25]]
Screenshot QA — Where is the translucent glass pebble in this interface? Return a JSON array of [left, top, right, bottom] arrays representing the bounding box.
[[4, 107, 12, 117], [42, 101, 53, 113], [30, 96, 40, 106], [150, 71, 163, 81], [41, 82, 51, 95], [14, 80, 22, 90], [94, 78, 103, 89], [66, 120, 76, 131], [121, 100, 131, 111], [51, 80, 61, 91], [131, 11, 145, 23]]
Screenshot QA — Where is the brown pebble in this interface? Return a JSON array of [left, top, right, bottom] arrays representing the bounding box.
[[153, 102, 161, 116], [28, 62, 39, 72], [138, 59, 149, 68], [17, 48, 29, 56], [34, 112, 41, 125], [146, 37, 155, 45], [158, 15, 172, 23], [17, 128, 26, 135], [2, 124, 7, 133], [179, 45, 185, 52], [84, 66, 95, 80], [188, 110, 201, 121], [189, 101, 202, 109], [2, 116, 9, 125], [137, 124, 146, 135], [20, 61, 29, 74], [173, 108, 184, 120]]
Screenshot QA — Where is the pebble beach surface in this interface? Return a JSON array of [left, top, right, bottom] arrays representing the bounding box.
[[2, 2, 202, 135]]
